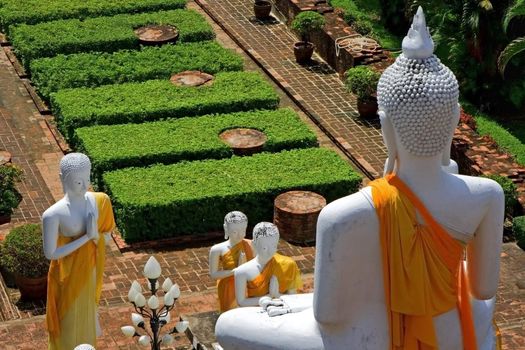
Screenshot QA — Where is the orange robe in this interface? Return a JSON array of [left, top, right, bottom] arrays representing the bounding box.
[[217, 239, 254, 312], [370, 174, 478, 350], [247, 253, 302, 297], [46, 192, 115, 350]]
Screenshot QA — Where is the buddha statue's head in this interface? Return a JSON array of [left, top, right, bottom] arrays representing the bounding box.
[[377, 6, 460, 174], [59, 153, 91, 197], [252, 222, 279, 261], [223, 211, 248, 241]]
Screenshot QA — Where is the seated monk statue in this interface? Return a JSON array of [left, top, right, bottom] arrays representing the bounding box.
[[215, 7, 503, 350], [233, 222, 302, 307], [43, 153, 116, 350], [209, 211, 254, 312]]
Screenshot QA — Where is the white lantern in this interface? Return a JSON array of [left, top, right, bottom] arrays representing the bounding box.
[[131, 280, 142, 292], [175, 320, 189, 333], [162, 278, 173, 292], [160, 311, 171, 324], [138, 335, 151, 346], [169, 283, 181, 299], [134, 293, 146, 308], [121, 326, 135, 338], [144, 256, 161, 279], [127, 286, 138, 303], [131, 313, 144, 327], [164, 291, 175, 306], [147, 295, 159, 310]]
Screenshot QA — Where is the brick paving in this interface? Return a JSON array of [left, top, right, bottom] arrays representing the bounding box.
[[191, 0, 386, 178], [0, 1, 523, 349]]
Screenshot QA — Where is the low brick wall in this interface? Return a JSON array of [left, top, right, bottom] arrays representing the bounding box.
[[273, 0, 392, 75]]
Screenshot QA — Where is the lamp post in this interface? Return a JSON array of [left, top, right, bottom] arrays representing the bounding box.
[[121, 256, 189, 349]]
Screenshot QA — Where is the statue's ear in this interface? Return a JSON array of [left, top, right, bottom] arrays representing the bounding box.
[[441, 103, 461, 167], [379, 111, 397, 176], [223, 223, 229, 240]]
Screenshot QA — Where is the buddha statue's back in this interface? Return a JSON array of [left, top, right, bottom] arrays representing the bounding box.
[[215, 7, 503, 350]]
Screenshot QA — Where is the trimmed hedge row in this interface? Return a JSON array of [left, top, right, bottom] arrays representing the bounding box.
[[102, 148, 361, 241], [0, 0, 187, 33], [51, 71, 280, 141], [31, 41, 243, 101], [75, 109, 318, 184], [10, 10, 214, 69]]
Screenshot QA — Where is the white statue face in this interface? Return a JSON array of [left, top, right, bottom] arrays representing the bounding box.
[[253, 235, 278, 261], [224, 221, 247, 242], [62, 169, 90, 197]]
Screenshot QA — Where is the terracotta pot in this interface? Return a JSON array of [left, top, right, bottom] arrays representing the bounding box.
[[14, 274, 47, 301], [357, 98, 378, 118], [254, 0, 272, 19], [294, 42, 315, 64], [0, 214, 11, 225]]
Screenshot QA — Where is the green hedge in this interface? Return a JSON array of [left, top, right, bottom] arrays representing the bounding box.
[[10, 9, 214, 69], [512, 216, 525, 250], [75, 109, 318, 185], [0, 0, 187, 33], [31, 41, 243, 101], [51, 71, 279, 141], [102, 148, 361, 241]]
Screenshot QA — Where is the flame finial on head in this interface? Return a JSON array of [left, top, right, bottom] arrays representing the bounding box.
[[402, 6, 434, 59]]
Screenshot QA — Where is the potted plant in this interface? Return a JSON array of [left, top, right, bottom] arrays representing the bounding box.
[[345, 65, 380, 118], [0, 164, 23, 224], [1, 224, 50, 300], [254, 0, 272, 19], [291, 11, 326, 64]]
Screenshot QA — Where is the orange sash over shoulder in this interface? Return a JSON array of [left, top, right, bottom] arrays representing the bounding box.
[[217, 239, 253, 312], [46, 192, 115, 341], [247, 253, 302, 297], [370, 174, 477, 350]]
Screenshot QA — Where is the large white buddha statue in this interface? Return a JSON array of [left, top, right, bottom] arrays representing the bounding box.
[[215, 7, 503, 350], [209, 211, 254, 312], [43, 153, 115, 350]]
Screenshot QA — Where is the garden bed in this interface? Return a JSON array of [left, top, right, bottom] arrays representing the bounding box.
[[75, 109, 318, 185], [0, 0, 187, 33], [102, 147, 361, 242], [51, 71, 279, 141], [10, 9, 214, 69], [30, 41, 243, 101]]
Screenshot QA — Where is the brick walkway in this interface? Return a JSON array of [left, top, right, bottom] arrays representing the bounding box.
[[192, 0, 386, 178]]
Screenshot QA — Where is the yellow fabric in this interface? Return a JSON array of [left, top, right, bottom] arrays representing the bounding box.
[[46, 192, 115, 350], [370, 174, 477, 350], [217, 239, 254, 312], [247, 253, 302, 297]]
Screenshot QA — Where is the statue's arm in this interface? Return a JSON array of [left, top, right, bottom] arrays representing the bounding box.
[[467, 183, 504, 299], [42, 211, 93, 260], [209, 246, 234, 280], [234, 269, 262, 307]]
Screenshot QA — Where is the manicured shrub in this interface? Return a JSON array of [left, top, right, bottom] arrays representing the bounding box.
[[0, 0, 187, 33], [75, 109, 318, 185], [102, 148, 362, 241], [345, 66, 380, 103], [482, 174, 519, 218], [0, 224, 49, 278], [0, 164, 23, 217], [51, 71, 280, 141], [291, 11, 325, 42], [10, 10, 214, 69], [31, 41, 243, 101], [512, 216, 525, 249]]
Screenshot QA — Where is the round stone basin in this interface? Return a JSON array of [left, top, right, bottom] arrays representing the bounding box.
[[170, 71, 214, 87], [134, 24, 179, 45], [219, 128, 267, 156]]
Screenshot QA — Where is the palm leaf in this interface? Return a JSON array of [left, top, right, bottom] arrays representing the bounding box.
[[498, 37, 525, 74], [503, 0, 525, 33]]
